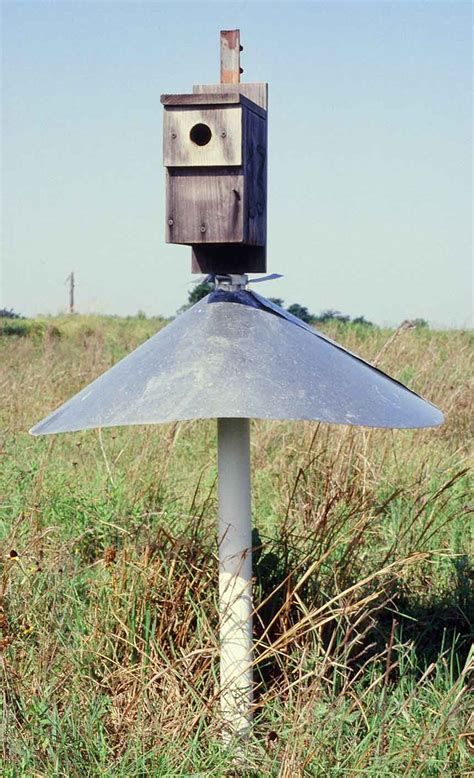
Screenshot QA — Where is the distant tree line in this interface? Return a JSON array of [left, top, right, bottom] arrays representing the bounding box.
[[183, 284, 434, 328], [0, 308, 24, 319], [271, 301, 371, 326], [266, 299, 375, 327], [1, 295, 430, 330], [185, 284, 368, 324]]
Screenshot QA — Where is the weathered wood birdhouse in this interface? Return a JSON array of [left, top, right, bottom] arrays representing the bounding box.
[[161, 30, 268, 274]]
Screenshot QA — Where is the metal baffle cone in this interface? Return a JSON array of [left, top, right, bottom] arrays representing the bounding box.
[[30, 289, 443, 435]]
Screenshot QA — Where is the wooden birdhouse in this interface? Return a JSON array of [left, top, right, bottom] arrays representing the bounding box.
[[161, 32, 268, 274]]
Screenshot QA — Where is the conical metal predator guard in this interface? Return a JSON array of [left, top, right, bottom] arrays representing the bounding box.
[[30, 289, 443, 436]]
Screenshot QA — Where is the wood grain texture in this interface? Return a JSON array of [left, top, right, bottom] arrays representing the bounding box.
[[166, 169, 244, 244], [193, 83, 268, 111], [163, 106, 242, 167], [161, 93, 242, 106], [163, 82, 268, 270], [243, 109, 267, 246], [162, 92, 265, 118]]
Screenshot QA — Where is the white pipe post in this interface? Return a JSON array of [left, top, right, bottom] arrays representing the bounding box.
[[217, 417, 253, 740]]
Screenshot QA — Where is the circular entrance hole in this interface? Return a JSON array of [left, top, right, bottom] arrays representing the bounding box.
[[189, 123, 212, 146]]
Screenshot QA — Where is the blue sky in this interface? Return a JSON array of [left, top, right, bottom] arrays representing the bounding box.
[[2, 0, 472, 327]]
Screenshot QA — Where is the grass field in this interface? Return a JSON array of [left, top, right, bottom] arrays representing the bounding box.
[[0, 313, 472, 776]]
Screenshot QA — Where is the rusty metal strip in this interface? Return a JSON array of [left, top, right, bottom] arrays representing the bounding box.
[[220, 29, 241, 84]]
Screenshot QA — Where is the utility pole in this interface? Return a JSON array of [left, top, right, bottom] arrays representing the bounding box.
[[66, 272, 75, 314]]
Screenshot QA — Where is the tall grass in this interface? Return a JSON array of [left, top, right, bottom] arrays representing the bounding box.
[[0, 315, 472, 775]]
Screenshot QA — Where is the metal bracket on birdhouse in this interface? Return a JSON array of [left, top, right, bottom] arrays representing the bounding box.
[[161, 30, 268, 275]]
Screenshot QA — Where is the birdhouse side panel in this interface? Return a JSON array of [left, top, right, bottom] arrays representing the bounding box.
[[243, 109, 267, 246], [163, 107, 242, 167], [166, 169, 245, 244]]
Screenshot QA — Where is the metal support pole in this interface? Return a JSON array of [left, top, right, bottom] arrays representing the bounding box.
[[217, 417, 253, 740]]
